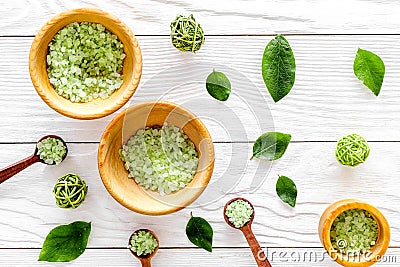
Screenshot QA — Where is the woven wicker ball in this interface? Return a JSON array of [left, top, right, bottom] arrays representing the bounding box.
[[335, 134, 370, 167], [53, 173, 88, 209], [170, 14, 205, 53]]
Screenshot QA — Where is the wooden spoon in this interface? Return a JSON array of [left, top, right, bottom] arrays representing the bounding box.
[[128, 229, 159, 267], [224, 197, 272, 267], [0, 135, 68, 184]]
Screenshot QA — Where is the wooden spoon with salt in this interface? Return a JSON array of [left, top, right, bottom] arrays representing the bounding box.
[[128, 229, 159, 267], [224, 197, 272, 267], [0, 135, 67, 184]]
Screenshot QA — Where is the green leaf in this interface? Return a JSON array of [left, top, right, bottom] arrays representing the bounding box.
[[262, 35, 296, 102], [276, 175, 297, 207], [206, 69, 231, 101], [251, 132, 291, 160], [38, 221, 91, 262], [186, 214, 213, 252], [353, 48, 385, 96]]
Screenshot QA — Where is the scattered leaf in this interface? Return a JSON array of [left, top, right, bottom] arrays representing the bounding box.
[[251, 132, 291, 160], [262, 35, 296, 102], [38, 221, 91, 262], [353, 48, 385, 96], [206, 69, 231, 101], [276, 176, 297, 207], [186, 213, 213, 252]]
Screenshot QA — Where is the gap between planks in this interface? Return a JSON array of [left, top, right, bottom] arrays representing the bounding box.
[[2, 141, 400, 145], [3, 33, 400, 38], [0, 246, 399, 250]]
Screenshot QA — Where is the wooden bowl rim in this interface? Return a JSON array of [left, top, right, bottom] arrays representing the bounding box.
[[29, 8, 142, 120], [98, 101, 215, 215], [319, 199, 390, 267]]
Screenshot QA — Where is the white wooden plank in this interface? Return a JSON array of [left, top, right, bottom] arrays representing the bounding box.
[[1, 35, 400, 142], [1, 0, 400, 35], [3, 1, 400, 266], [0, 248, 399, 266], [0, 142, 399, 248]]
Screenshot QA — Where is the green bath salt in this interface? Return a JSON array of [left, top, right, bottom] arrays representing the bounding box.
[[47, 22, 125, 103], [119, 123, 199, 195], [37, 137, 67, 165], [129, 230, 158, 256], [225, 199, 253, 228], [330, 209, 379, 255]]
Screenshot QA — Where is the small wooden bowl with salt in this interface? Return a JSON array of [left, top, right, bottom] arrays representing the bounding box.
[[29, 8, 142, 119], [319, 199, 390, 267]]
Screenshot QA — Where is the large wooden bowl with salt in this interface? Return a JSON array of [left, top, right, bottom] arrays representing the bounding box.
[[98, 101, 215, 215]]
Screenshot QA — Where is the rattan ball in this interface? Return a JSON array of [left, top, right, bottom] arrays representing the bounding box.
[[170, 14, 205, 53], [335, 134, 370, 167], [53, 173, 88, 209]]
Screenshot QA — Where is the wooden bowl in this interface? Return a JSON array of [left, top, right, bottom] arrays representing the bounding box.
[[319, 199, 390, 267], [29, 8, 142, 120], [98, 101, 215, 215]]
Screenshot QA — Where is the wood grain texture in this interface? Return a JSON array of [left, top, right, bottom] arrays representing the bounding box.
[[2, 2, 400, 266], [2, 35, 400, 142], [0, 248, 399, 266], [241, 224, 272, 267], [0, 154, 40, 184], [1, 0, 400, 35], [1, 142, 400, 248]]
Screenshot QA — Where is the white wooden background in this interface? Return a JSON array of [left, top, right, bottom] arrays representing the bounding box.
[[1, 0, 400, 266]]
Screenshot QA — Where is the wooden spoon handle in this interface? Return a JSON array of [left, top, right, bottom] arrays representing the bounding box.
[[0, 154, 40, 184], [139, 258, 152, 267], [241, 225, 272, 267]]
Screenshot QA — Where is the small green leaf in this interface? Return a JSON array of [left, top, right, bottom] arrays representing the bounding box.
[[353, 48, 385, 96], [206, 70, 231, 101], [276, 176, 297, 207], [262, 35, 296, 102], [186, 214, 213, 252], [252, 132, 291, 160], [38, 221, 91, 262]]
